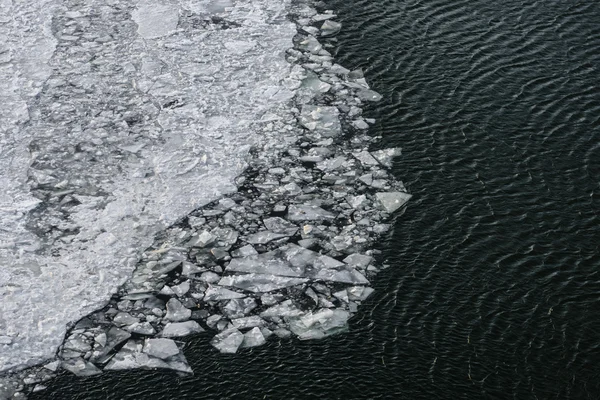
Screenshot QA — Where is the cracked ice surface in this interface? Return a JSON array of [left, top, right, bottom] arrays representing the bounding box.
[[0, 0, 296, 371]]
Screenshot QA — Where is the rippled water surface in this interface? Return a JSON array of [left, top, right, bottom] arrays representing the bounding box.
[[33, 0, 600, 398]]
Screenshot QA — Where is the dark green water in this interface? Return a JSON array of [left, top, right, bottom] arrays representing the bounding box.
[[32, 0, 600, 398]]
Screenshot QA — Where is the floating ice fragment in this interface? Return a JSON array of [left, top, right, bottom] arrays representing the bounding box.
[[356, 89, 383, 102], [218, 274, 308, 293], [61, 358, 102, 377], [287, 205, 335, 221], [244, 231, 289, 244], [289, 309, 350, 340], [211, 329, 244, 354], [231, 245, 258, 258], [143, 338, 179, 360], [263, 217, 299, 236], [226, 253, 301, 277], [320, 20, 342, 37], [161, 321, 204, 338], [241, 327, 266, 348], [203, 286, 245, 301], [231, 316, 265, 330], [165, 298, 192, 322], [375, 192, 412, 213], [299, 105, 341, 137], [371, 148, 402, 168]]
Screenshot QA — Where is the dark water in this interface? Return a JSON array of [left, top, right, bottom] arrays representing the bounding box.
[[32, 0, 600, 398]]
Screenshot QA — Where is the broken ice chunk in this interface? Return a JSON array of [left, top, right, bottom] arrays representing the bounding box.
[[143, 338, 180, 360], [126, 322, 156, 335], [113, 312, 140, 326], [223, 298, 257, 318], [244, 231, 289, 244], [165, 298, 192, 322], [211, 329, 244, 354], [263, 217, 299, 236], [297, 36, 322, 54], [160, 321, 204, 338], [320, 20, 342, 37], [203, 286, 245, 301], [260, 300, 304, 318], [241, 327, 266, 348], [218, 274, 308, 293], [226, 253, 301, 277], [347, 286, 375, 301], [61, 358, 102, 377], [287, 205, 335, 221], [375, 192, 412, 213], [289, 309, 350, 340], [231, 245, 258, 258], [352, 151, 380, 167], [371, 148, 402, 168], [231, 316, 265, 330], [343, 254, 374, 269], [356, 89, 383, 102], [299, 105, 341, 137]]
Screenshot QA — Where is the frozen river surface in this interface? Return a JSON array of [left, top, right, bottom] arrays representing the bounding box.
[[0, 0, 296, 371]]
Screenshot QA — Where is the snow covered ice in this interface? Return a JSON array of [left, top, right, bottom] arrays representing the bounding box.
[[0, 0, 296, 372]]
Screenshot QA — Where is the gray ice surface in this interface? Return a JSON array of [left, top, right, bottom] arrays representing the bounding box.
[[0, 0, 296, 372]]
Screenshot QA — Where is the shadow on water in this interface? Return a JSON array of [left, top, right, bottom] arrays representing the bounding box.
[[33, 0, 600, 398]]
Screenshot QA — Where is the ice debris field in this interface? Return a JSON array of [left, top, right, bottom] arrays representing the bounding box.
[[0, 0, 412, 395]]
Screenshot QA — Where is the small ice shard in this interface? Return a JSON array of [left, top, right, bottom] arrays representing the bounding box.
[[203, 286, 245, 301], [61, 358, 102, 377], [375, 192, 412, 213], [231, 245, 258, 258], [165, 298, 192, 322], [263, 217, 299, 236], [245, 231, 289, 244], [161, 321, 204, 338], [287, 205, 335, 221], [241, 327, 266, 348], [289, 309, 350, 340], [132, 1, 179, 39], [299, 105, 341, 137], [231, 316, 265, 330], [105, 341, 192, 373], [320, 20, 342, 37], [218, 274, 308, 293], [143, 338, 180, 360], [356, 89, 383, 102], [371, 148, 402, 168], [126, 322, 156, 335], [211, 329, 244, 354]]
